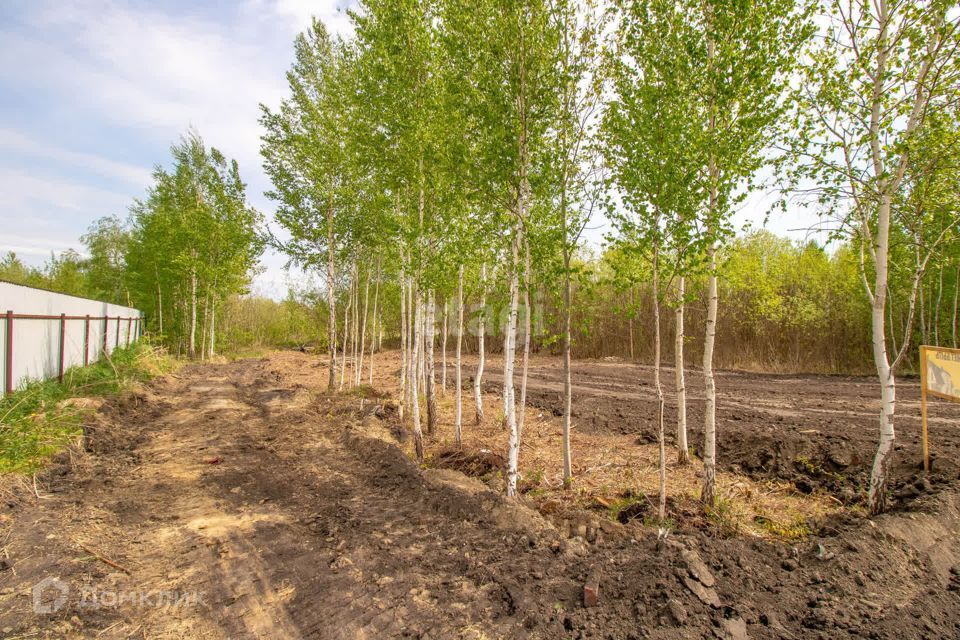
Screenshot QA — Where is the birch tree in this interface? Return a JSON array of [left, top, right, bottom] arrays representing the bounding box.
[[442, 0, 564, 496], [782, 0, 960, 513], [693, 0, 811, 508], [605, 0, 703, 508], [260, 21, 354, 389]]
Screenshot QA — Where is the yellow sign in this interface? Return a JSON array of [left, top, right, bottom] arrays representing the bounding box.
[[922, 346, 960, 402], [919, 346, 960, 473]]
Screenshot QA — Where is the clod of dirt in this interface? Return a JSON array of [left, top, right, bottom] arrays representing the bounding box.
[[681, 549, 716, 587], [683, 575, 721, 608], [583, 567, 601, 607], [665, 598, 687, 625], [431, 447, 506, 477]]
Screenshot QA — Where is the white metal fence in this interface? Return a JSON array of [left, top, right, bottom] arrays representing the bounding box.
[[0, 281, 143, 396]]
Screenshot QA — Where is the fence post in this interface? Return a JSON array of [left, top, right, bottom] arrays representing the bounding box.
[[84, 315, 90, 366], [115, 316, 120, 350], [127, 316, 132, 347], [4, 311, 12, 395], [58, 313, 66, 383], [103, 316, 108, 357]]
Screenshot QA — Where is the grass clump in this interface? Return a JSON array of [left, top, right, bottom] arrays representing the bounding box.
[[753, 514, 811, 541], [0, 342, 175, 473]]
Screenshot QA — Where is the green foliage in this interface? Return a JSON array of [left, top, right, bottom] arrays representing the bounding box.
[[0, 342, 175, 473], [219, 291, 327, 354], [125, 132, 264, 356]]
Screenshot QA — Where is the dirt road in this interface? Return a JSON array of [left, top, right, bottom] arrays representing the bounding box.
[[1, 352, 959, 639]]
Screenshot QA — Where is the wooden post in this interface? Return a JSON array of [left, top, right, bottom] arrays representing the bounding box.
[[58, 313, 66, 383], [919, 346, 930, 474], [115, 315, 120, 350], [4, 310, 12, 395], [84, 315, 90, 366], [127, 317, 132, 347], [103, 316, 109, 356]]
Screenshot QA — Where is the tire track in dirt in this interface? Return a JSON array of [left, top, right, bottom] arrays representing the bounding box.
[[0, 358, 591, 638]]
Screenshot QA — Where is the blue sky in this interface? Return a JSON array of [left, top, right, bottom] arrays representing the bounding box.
[[0, 0, 355, 297], [0, 0, 822, 299]]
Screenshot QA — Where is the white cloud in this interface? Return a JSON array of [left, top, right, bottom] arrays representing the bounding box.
[[0, 1, 355, 294], [0, 168, 132, 215], [246, 0, 355, 36], [0, 128, 152, 186]]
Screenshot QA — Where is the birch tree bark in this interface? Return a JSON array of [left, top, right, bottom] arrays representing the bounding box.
[[504, 223, 523, 497], [357, 268, 370, 386], [209, 295, 216, 358], [411, 289, 424, 462], [675, 276, 689, 464], [157, 278, 163, 336], [441, 300, 448, 395], [189, 264, 197, 359], [652, 246, 666, 522], [201, 290, 209, 361], [701, 241, 719, 507], [562, 239, 573, 487], [518, 238, 532, 438], [474, 261, 487, 424], [352, 264, 360, 385], [327, 203, 337, 391], [339, 268, 351, 391], [426, 289, 438, 435], [368, 262, 380, 385], [399, 270, 407, 418], [455, 265, 464, 447]]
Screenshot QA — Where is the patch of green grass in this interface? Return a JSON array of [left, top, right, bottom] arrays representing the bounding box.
[[0, 342, 175, 474], [518, 467, 545, 493], [706, 495, 742, 538], [753, 514, 811, 541], [606, 493, 646, 522]]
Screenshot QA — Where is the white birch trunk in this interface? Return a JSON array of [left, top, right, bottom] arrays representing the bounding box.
[[675, 277, 689, 464], [209, 295, 216, 358], [867, 193, 897, 515], [352, 265, 360, 386], [426, 290, 437, 435], [701, 242, 719, 508], [411, 289, 424, 462], [200, 290, 208, 361], [339, 271, 351, 391], [408, 278, 416, 410], [369, 264, 380, 385], [455, 265, 464, 447], [653, 249, 666, 522], [474, 262, 487, 424], [562, 250, 573, 487], [441, 300, 448, 395], [399, 271, 407, 419], [357, 270, 370, 387], [518, 238, 532, 438], [505, 224, 523, 497], [327, 204, 337, 390], [157, 279, 163, 336], [189, 266, 197, 359]]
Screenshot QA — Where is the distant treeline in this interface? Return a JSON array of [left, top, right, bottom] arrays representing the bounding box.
[[4, 226, 957, 373]]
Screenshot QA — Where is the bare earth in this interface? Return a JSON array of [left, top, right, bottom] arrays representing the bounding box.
[[0, 350, 958, 639]]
